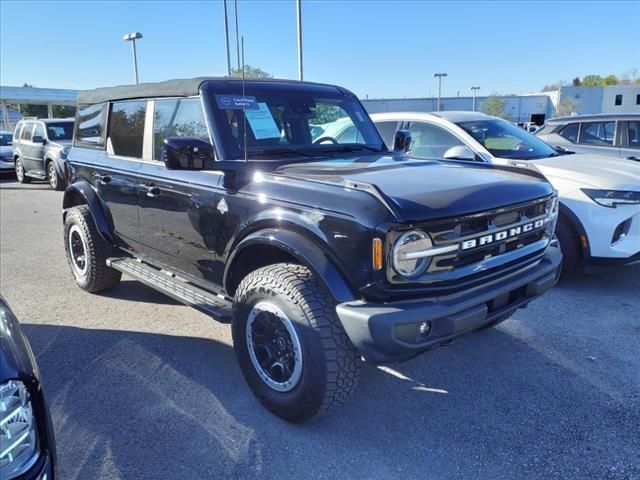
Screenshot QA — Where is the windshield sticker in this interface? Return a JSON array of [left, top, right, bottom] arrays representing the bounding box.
[[245, 102, 281, 139], [215, 94, 258, 110]]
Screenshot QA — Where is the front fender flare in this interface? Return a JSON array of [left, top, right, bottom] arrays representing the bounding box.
[[62, 181, 115, 243], [224, 228, 357, 303]]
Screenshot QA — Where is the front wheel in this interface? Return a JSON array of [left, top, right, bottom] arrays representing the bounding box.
[[15, 158, 31, 183], [232, 263, 361, 423], [555, 219, 580, 277], [47, 161, 64, 191]]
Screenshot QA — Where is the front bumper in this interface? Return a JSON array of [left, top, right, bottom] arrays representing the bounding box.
[[336, 246, 562, 363]]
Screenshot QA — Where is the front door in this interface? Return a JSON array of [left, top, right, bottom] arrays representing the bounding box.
[[136, 97, 223, 281]]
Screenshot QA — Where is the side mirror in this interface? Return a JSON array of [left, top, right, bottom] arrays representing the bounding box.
[[32, 135, 45, 144], [164, 137, 213, 170], [393, 129, 412, 153], [443, 145, 476, 161]]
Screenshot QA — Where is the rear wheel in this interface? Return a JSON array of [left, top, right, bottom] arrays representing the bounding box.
[[15, 158, 31, 183], [64, 205, 122, 292], [232, 263, 361, 423], [47, 161, 64, 191]]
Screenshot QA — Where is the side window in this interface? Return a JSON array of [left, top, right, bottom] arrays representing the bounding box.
[[75, 103, 107, 146], [628, 121, 640, 149], [153, 98, 209, 161], [407, 122, 465, 158], [614, 95, 623, 106], [21, 123, 33, 141], [108, 100, 147, 158], [13, 123, 23, 141], [558, 123, 579, 143], [374, 121, 398, 149], [336, 125, 358, 144], [32, 123, 45, 140], [579, 121, 615, 146]]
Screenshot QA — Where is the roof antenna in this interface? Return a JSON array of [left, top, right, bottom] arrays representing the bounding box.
[[242, 35, 247, 163]]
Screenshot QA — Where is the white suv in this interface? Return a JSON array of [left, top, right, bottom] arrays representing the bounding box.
[[367, 111, 640, 275]]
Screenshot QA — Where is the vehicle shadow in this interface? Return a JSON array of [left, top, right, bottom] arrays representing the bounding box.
[[22, 319, 639, 480], [98, 280, 181, 306]]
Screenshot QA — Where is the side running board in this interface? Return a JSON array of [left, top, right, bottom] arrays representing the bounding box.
[[107, 257, 233, 323]]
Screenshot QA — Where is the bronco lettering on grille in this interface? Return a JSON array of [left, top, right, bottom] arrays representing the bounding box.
[[460, 219, 545, 251]]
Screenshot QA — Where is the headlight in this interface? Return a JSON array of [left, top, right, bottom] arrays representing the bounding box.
[[0, 380, 39, 479], [392, 230, 433, 279], [60, 145, 71, 159], [582, 189, 640, 208]]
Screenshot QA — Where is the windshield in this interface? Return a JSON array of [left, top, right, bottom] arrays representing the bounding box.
[[0, 133, 12, 146], [457, 119, 558, 160], [206, 84, 386, 161], [46, 122, 74, 141]]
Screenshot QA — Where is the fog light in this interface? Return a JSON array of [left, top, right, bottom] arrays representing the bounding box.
[[419, 321, 431, 337]]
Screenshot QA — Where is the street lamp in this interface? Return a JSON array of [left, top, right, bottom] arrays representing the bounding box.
[[433, 73, 447, 112], [470, 86, 481, 111], [123, 32, 143, 84]]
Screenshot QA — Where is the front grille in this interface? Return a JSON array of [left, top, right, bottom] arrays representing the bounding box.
[[387, 195, 555, 286]]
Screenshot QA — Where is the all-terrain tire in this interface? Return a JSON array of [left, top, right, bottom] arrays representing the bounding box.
[[555, 218, 579, 277], [232, 263, 361, 423], [15, 157, 31, 183], [64, 205, 122, 292]]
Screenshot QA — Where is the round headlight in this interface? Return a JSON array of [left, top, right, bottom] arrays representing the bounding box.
[[392, 230, 432, 279]]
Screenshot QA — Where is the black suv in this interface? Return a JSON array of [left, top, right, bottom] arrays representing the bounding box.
[[62, 78, 561, 422]]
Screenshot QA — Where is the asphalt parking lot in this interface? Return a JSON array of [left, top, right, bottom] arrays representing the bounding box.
[[1, 177, 639, 480]]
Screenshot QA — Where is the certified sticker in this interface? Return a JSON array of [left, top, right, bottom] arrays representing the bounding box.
[[215, 94, 258, 110]]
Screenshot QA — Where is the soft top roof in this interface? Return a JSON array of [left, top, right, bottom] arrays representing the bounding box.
[[77, 77, 348, 105]]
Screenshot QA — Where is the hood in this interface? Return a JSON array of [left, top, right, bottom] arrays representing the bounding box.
[[531, 153, 640, 190], [49, 139, 72, 148], [0, 296, 39, 382], [276, 155, 553, 222]]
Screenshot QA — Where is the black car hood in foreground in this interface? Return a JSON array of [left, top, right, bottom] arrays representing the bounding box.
[[277, 155, 553, 222], [0, 297, 39, 381]]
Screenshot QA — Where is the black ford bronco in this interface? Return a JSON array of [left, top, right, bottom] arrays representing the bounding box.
[[62, 78, 561, 422]]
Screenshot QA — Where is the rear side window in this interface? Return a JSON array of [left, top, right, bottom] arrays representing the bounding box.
[[21, 123, 33, 140], [558, 123, 579, 143], [75, 104, 107, 147], [13, 123, 23, 141], [153, 98, 208, 161], [579, 121, 615, 146], [628, 121, 640, 149], [108, 100, 147, 158], [374, 121, 398, 149]]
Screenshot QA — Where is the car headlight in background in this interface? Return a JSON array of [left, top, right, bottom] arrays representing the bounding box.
[[60, 145, 71, 159], [0, 380, 39, 479], [392, 230, 433, 279], [582, 189, 640, 208]]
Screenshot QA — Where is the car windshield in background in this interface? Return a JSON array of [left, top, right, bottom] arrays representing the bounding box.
[[457, 119, 558, 160], [207, 86, 386, 161], [46, 122, 74, 141], [0, 133, 12, 146]]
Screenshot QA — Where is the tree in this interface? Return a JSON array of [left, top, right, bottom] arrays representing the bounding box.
[[53, 105, 76, 118], [229, 65, 273, 79], [541, 82, 563, 92], [599, 74, 618, 86], [581, 74, 602, 86], [555, 98, 579, 117], [480, 95, 509, 119], [572, 77, 581, 86]]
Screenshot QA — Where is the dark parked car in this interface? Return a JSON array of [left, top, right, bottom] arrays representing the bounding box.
[[62, 77, 561, 422], [12, 118, 74, 190], [0, 296, 56, 479]]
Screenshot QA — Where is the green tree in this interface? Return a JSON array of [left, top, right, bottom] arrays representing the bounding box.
[[599, 74, 618, 86], [572, 77, 581, 86], [52, 105, 76, 118], [229, 65, 273, 79], [581, 74, 602, 86], [555, 98, 579, 117], [480, 95, 509, 119]]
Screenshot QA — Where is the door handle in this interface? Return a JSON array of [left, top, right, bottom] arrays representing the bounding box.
[[625, 156, 639, 161], [139, 184, 160, 198], [93, 172, 112, 184]]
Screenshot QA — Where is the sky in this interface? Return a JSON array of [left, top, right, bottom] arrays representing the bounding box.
[[1, 0, 639, 99]]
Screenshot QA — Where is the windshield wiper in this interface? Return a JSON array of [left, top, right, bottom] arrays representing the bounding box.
[[251, 148, 315, 159], [320, 145, 383, 154]]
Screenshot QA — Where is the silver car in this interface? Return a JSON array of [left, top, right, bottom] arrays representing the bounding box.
[[12, 118, 74, 190], [0, 130, 13, 172], [535, 113, 640, 161]]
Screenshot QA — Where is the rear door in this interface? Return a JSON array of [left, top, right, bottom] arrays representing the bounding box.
[[18, 122, 35, 171], [29, 122, 47, 174], [137, 97, 223, 281]]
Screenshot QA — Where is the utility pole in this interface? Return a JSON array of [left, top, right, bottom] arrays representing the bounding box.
[[123, 32, 143, 84], [433, 72, 447, 112], [223, 0, 231, 76], [296, 0, 303, 81], [234, 0, 240, 71], [470, 86, 481, 111]]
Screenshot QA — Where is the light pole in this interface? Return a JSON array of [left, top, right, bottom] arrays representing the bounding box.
[[296, 0, 303, 81], [470, 86, 481, 111], [123, 32, 143, 84], [433, 73, 447, 112], [223, 0, 231, 76]]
